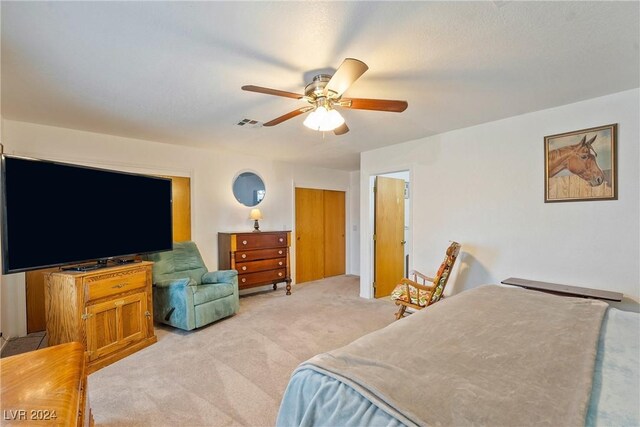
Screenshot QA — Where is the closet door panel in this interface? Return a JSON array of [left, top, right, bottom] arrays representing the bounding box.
[[295, 188, 325, 283], [323, 190, 345, 277]]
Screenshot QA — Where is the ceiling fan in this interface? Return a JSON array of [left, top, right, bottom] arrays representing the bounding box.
[[242, 58, 408, 135]]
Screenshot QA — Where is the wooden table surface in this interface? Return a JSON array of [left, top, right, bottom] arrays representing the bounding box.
[[0, 342, 90, 426]]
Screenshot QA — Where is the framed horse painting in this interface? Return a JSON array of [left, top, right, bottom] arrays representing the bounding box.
[[544, 123, 617, 202]]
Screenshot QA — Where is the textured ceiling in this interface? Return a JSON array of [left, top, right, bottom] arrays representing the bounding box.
[[2, 1, 639, 171]]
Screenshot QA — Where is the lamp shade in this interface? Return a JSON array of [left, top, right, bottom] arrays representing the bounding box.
[[303, 106, 345, 132], [249, 208, 262, 220]]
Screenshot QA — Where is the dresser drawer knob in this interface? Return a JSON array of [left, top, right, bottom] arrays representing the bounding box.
[[279, 238, 284, 242], [278, 250, 283, 255], [278, 261, 283, 266], [278, 272, 283, 277], [242, 266, 247, 271], [112, 283, 127, 289], [242, 240, 247, 245], [241, 254, 247, 259], [241, 278, 246, 283]]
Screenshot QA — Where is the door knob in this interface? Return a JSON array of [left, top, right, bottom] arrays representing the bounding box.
[[401, 240, 406, 245]]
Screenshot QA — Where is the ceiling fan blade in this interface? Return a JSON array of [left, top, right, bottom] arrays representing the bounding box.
[[242, 85, 304, 100], [325, 58, 369, 97], [340, 98, 408, 112], [263, 107, 313, 127], [333, 123, 349, 136]]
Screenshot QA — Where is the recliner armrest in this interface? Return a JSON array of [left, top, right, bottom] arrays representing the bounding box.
[[154, 278, 195, 288], [202, 270, 238, 284]]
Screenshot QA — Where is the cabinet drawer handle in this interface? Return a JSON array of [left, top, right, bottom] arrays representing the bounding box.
[[278, 250, 283, 255], [279, 238, 284, 242], [112, 283, 127, 289], [114, 300, 125, 306], [278, 261, 283, 266], [278, 272, 283, 277], [241, 278, 246, 283], [242, 240, 248, 245], [145, 311, 151, 318], [241, 254, 247, 259], [242, 266, 247, 271]]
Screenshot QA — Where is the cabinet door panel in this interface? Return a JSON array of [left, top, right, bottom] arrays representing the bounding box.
[[87, 301, 121, 361], [121, 296, 145, 340], [94, 306, 118, 349], [86, 292, 147, 361]]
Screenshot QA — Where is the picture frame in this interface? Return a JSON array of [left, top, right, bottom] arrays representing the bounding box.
[[544, 123, 617, 202]]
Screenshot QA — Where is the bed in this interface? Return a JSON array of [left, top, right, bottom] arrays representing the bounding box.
[[277, 285, 639, 426]]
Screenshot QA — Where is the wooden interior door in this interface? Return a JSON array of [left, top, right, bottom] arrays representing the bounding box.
[[295, 188, 325, 283], [164, 175, 191, 242], [374, 176, 405, 298], [26, 268, 58, 333], [25, 174, 191, 333], [323, 190, 345, 277]]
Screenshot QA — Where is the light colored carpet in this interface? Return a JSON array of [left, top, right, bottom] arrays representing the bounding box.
[[89, 275, 396, 426]]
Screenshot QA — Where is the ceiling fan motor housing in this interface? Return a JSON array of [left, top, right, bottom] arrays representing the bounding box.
[[305, 74, 338, 99]]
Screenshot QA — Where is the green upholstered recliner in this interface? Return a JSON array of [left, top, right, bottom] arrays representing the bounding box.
[[144, 241, 239, 331]]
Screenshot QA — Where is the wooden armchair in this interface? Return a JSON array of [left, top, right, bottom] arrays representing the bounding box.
[[391, 241, 461, 320]]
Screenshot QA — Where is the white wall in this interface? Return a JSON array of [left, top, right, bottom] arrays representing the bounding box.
[[360, 89, 640, 302], [0, 119, 352, 338]]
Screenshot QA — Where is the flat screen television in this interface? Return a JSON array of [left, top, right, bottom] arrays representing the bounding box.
[[1, 155, 173, 274]]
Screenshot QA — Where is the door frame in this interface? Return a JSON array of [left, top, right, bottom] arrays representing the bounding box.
[[363, 167, 413, 299]]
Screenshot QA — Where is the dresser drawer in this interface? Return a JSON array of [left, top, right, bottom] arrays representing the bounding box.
[[236, 258, 286, 274], [236, 247, 287, 261], [84, 269, 147, 302], [239, 269, 287, 287], [235, 233, 287, 249]]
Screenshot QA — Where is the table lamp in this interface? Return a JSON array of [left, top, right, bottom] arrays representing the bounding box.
[[249, 208, 262, 232]]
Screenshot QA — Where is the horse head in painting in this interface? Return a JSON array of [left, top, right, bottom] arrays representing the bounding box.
[[548, 135, 605, 187]]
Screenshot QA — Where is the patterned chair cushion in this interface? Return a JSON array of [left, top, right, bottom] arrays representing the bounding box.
[[390, 283, 430, 307], [430, 270, 449, 303]]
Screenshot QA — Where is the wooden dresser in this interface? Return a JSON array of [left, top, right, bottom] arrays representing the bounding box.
[[218, 231, 292, 295], [45, 262, 157, 374], [0, 342, 93, 426]]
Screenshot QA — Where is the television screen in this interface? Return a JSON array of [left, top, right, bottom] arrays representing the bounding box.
[[1, 155, 173, 274]]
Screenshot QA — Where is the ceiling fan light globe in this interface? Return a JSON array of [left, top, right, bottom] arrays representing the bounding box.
[[303, 107, 345, 132], [326, 109, 345, 130]]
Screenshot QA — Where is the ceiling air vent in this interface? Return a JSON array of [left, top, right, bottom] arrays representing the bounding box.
[[236, 118, 263, 128]]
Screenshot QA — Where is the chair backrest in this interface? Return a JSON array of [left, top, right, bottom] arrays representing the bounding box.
[[428, 241, 461, 305], [144, 241, 208, 285]]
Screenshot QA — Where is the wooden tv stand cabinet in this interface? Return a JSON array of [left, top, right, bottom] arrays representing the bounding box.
[[45, 262, 157, 374]]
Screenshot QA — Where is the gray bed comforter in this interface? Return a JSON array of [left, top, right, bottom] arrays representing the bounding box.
[[300, 285, 608, 426]]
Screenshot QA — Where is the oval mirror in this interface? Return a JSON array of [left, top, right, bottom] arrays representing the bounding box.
[[232, 171, 266, 207]]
